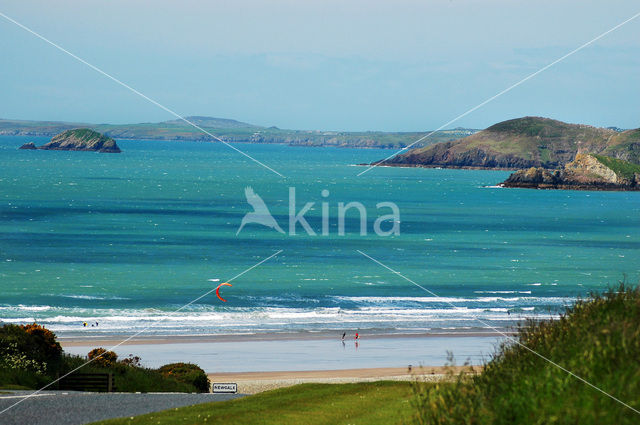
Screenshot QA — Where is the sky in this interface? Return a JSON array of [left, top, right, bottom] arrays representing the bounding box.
[[0, 0, 639, 131]]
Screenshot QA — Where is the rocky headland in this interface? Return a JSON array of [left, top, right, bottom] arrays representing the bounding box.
[[500, 154, 640, 191], [373, 117, 640, 170]]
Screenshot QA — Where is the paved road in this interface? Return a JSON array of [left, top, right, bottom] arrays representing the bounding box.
[[0, 391, 245, 425]]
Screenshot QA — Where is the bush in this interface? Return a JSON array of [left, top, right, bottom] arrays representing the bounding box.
[[120, 354, 142, 368], [0, 343, 48, 374], [0, 324, 208, 393], [158, 363, 210, 392], [87, 348, 118, 368], [0, 323, 62, 374]]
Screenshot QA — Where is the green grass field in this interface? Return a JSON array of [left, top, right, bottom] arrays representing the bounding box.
[[89, 381, 416, 425]]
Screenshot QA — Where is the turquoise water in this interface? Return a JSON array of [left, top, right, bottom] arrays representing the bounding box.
[[1, 136, 639, 337]]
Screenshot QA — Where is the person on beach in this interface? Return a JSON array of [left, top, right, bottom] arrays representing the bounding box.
[[341, 332, 346, 341], [355, 332, 359, 340]]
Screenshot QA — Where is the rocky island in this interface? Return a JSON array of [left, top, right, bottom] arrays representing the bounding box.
[[19, 128, 121, 153], [18, 142, 37, 150], [500, 154, 640, 191], [372, 117, 640, 170]]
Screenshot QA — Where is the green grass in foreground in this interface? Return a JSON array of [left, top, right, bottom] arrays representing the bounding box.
[[89, 381, 415, 425], [413, 284, 640, 424]]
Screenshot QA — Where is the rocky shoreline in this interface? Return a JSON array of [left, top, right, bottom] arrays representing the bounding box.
[[500, 154, 640, 191]]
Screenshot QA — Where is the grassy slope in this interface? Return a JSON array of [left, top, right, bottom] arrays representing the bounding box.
[[601, 129, 640, 164], [392, 117, 622, 168], [413, 284, 640, 425], [89, 382, 415, 425]]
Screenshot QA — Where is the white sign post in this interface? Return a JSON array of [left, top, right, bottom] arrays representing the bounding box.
[[212, 383, 238, 393]]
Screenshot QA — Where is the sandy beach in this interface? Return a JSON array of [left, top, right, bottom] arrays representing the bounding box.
[[208, 365, 482, 394], [61, 332, 500, 378]]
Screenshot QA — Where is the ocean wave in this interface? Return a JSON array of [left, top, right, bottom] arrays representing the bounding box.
[[0, 292, 565, 337], [57, 294, 131, 301], [0, 303, 557, 336], [0, 304, 52, 312], [473, 290, 532, 294], [332, 296, 569, 304]]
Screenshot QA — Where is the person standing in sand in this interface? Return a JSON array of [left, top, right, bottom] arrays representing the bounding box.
[[341, 332, 346, 341]]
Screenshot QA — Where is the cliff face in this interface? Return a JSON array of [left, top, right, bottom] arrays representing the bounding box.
[[501, 154, 640, 191], [382, 117, 640, 170], [38, 129, 121, 153], [388, 140, 538, 169]]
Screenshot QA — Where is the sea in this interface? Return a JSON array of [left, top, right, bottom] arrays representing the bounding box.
[[1, 135, 639, 338]]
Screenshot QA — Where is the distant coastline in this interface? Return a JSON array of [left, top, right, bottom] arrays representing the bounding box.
[[0, 116, 477, 150]]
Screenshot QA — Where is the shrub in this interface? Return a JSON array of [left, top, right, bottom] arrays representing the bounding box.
[[0, 324, 207, 393], [158, 363, 210, 392], [0, 323, 62, 373], [0, 342, 48, 374], [120, 354, 142, 368], [87, 348, 118, 368], [21, 323, 61, 357]]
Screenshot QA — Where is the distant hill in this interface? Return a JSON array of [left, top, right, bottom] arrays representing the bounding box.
[[20, 128, 121, 153], [0, 116, 477, 150], [382, 117, 640, 169], [161, 116, 259, 128]]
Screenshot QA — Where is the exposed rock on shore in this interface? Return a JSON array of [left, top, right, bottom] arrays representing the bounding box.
[[501, 154, 640, 191]]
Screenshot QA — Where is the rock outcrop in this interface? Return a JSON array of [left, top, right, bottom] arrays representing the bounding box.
[[19, 142, 37, 150], [501, 154, 640, 191], [28, 129, 121, 153]]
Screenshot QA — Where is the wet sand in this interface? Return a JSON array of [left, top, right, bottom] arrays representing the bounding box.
[[58, 330, 507, 347], [208, 366, 482, 394], [61, 333, 502, 374]]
